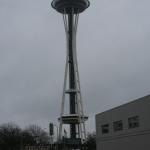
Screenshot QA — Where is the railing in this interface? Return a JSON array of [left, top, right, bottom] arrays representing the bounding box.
[[25, 145, 50, 150], [24, 144, 89, 150]]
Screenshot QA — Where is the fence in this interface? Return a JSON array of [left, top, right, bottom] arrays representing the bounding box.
[[24, 144, 88, 150]]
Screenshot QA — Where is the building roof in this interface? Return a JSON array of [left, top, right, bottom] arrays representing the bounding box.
[[96, 95, 150, 117]]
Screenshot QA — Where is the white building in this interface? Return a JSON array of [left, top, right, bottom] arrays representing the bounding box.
[[96, 95, 150, 150]]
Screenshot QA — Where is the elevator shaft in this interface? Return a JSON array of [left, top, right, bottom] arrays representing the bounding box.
[[68, 13, 76, 139]]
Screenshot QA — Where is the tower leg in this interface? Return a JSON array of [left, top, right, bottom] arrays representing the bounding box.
[[58, 11, 88, 145]]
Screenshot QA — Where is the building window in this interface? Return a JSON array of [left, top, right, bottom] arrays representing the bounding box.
[[128, 116, 140, 129], [101, 124, 109, 134], [113, 120, 123, 132]]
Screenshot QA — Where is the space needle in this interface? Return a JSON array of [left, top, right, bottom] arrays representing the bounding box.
[[51, 0, 90, 146]]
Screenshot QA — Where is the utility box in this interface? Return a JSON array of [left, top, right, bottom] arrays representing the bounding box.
[[49, 123, 54, 136]]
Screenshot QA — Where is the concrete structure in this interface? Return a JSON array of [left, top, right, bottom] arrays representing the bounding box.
[[51, 0, 90, 146], [96, 95, 150, 150]]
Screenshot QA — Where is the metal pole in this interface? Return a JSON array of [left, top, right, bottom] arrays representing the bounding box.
[[54, 124, 59, 142]]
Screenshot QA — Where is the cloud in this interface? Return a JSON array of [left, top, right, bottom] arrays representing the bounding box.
[[0, 0, 150, 132]]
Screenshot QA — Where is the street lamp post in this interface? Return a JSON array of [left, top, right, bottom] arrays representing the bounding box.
[[53, 124, 59, 142]]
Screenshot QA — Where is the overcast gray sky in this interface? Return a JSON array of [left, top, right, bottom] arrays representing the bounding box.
[[0, 0, 150, 133]]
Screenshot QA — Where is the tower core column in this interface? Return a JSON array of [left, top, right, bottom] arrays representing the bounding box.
[[68, 13, 76, 138]]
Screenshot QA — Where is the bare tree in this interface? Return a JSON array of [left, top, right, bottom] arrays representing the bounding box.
[[25, 124, 49, 144], [0, 123, 50, 149], [21, 130, 35, 146], [86, 132, 96, 150], [0, 122, 21, 150]]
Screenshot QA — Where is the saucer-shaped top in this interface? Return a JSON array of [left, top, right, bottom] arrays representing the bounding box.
[[51, 0, 90, 14]]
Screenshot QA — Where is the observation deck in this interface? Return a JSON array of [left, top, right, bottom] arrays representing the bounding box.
[[58, 114, 88, 124], [51, 0, 90, 14]]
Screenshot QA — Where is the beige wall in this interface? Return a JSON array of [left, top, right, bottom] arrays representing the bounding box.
[[96, 95, 150, 150], [98, 133, 150, 150]]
